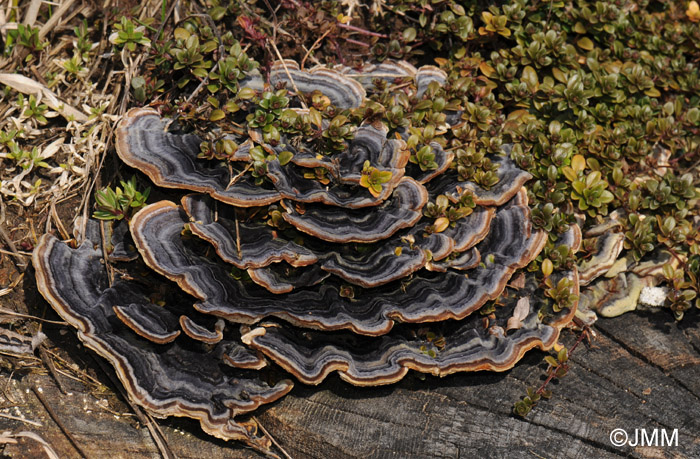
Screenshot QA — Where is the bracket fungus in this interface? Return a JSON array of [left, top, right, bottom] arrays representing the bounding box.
[[575, 216, 682, 325], [33, 231, 292, 448], [34, 59, 581, 448]]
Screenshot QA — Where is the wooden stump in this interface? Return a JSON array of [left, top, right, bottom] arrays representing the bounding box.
[[1, 306, 699, 458]]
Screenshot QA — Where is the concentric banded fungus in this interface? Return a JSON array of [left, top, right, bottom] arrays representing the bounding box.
[[247, 264, 330, 294], [428, 153, 532, 206], [32, 234, 292, 447], [104, 220, 139, 262], [39, 57, 578, 445], [268, 60, 366, 109], [217, 341, 267, 370], [179, 316, 225, 343], [113, 303, 181, 344], [130, 190, 545, 336], [319, 242, 427, 288], [577, 248, 679, 323], [337, 60, 446, 99], [182, 194, 318, 269], [253, 123, 408, 208], [337, 60, 419, 88], [240, 227, 579, 386], [117, 108, 408, 209], [280, 177, 428, 243], [234, 61, 366, 109], [410, 143, 455, 184], [116, 108, 283, 207], [579, 273, 646, 317], [578, 231, 626, 286]]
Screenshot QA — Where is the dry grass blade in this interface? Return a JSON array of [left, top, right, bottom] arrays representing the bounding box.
[[0, 412, 43, 427], [0, 430, 60, 459], [269, 41, 308, 110], [0, 307, 67, 325], [38, 0, 78, 39], [23, 0, 42, 26], [0, 73, 87, 122]]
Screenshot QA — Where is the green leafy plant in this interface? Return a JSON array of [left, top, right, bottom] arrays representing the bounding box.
[[623, 214, 656, 262], [63, 54, 86, 77], [360, 161, 392, 198], [93, 177, 150, 221], [544, 277, 578, 313], [5, 23, 46, 56], [570, 171, 614, 217], [8, 145, 50, 171], [409, 145, 439, 171], [513, 347, 566, 417], [73, 19, 93, 55], [662, 265, 697, 320], [110, 16, 151, 52], [514, 327, 590, 417], [19, 94, 48, 124]]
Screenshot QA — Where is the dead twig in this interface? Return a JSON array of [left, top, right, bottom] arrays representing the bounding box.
[[0, 412, 43, 427], [260, 0, 308, 109], [344, 38, 370, 48], [301, 28, 331, 69], [226, 162, 253, 190], [38, 345, 68, 396], [41, 348, 103, 388], [0, 270, 25, 298], [235, 209, 242, 259], [0, 307, 67, 326], [0, 430, 60, 459], [99, 220, 115, 286], [49, 201, 70, 242], [269, 41, 308, 109], [90, 356, 176, 459], [336, 21, 388, 38], [32, 384, 89, 459], [253, 416, 292, 459]]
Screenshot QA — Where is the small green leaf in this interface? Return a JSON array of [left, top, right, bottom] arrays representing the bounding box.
[[644, 87, 660, 97], [237, 87, 257, 100], [308, 108, 323, 129], [174, 27, 190, 40], [541, 259, 554, 277], [278, 150, 293, 166], [562, 166, 578, 182], [557, 347, 568, 363], [576, 37, 594, 51], [521, 66, 538, 91], [209, 109, 225, 121], [402, 27, 417, 42]]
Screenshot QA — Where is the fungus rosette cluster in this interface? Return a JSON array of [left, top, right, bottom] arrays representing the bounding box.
[[33, 61, 579, 447]]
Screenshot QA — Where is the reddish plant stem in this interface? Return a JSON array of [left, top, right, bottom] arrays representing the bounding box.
[[336, 22, 388, 38], [535, 326, 589, 396], [345, 37, 370, 48]]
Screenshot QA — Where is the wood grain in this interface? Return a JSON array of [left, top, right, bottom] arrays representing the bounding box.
[[1, 303, 699, 458]]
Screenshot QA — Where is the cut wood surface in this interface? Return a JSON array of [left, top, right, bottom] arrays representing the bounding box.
[[1, 284, 699, 459]]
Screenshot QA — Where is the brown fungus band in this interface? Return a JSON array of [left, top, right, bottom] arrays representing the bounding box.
[[34, 60, 580, 448]]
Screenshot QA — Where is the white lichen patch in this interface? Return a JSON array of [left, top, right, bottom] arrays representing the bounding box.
[[639, 286, 668, 307]]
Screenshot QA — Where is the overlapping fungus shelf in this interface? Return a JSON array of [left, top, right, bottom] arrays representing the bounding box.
[[33, 59, 580, 450]]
